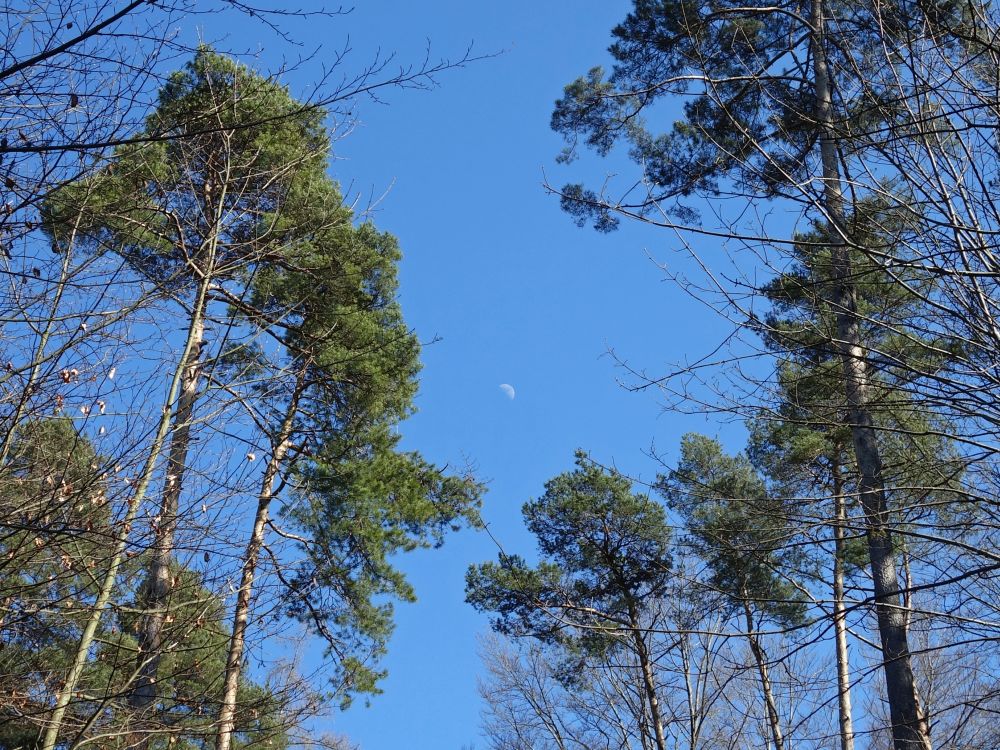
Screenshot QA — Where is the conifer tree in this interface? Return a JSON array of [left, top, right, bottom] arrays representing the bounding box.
[[40, 48, 483, 748], [747, 220, 966, 750], [662, 434, 804, 750], [215, 174, 482, 748], [43, 47, 337, 716], [467, 453, 673, 750], [0, 418, 287, 750], [548, 4, 954, 745]]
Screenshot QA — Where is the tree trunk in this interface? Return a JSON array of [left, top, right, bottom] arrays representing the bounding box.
[[810, 2, 931, 748], [831, 458, 856, 750], [902, 540, 914, 636], [680, 635, 701, 750], [741, 598, 784, 750], [0, 212, 79, 466], [129, 163, 225, 715], [214, 382, 300, 750], [626, 599, 667, 750], [39, 276, 213, 750], [130, 311, 205, 709]]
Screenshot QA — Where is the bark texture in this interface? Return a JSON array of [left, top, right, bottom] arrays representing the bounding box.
[[131, 312, 205, 709], [832, 460, 856, 750], [811, 2, 931, 747], [742, 599, 785, 750], [215, 384, 299, 750]]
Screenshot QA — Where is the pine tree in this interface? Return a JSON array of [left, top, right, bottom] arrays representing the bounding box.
[[43, 47, 338, 716], [548, 4, 951, 745], [467, 453, 673, 750], [0, 419, 288, 750], [662, 434, 804, 750], [747, 219, 966, 750], [215, 181, 482, 748]]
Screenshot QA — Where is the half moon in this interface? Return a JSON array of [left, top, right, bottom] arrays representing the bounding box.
[[499, 383, 516, 400]]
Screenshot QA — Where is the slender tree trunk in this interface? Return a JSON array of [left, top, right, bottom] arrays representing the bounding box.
[[129, 161, 226, 715], [638, 641, 667, 750], [741, 598, 784, 750], [902, 540, 914, 636], [0, 211, 81, 466], [129, 309, 205, 708], [626, 599, 667, 750], [810, 2, 930, 748], [900, 539, 927, 729], [680, 635, 701, 750], [214, 382, 300, 750], [129, 310, 205, 709], [39, 276, 214, 750], [681, 638, 697, 750], [831, 459, 856, 750]]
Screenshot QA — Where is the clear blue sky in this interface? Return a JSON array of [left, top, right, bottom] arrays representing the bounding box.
[[211, 3, 742, 748]]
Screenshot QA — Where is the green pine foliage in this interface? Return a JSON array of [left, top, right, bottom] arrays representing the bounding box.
[[43, 47, 330, 287], [0, 418, 113, 749], [752, 214, 967, 547], [236, 135, 483, 708], [550, 1, 964, 232], [662, 433, 806, 627], [0, 420, 288, 750], [467, 452, 672, 655], [34, 45, 484, 729]]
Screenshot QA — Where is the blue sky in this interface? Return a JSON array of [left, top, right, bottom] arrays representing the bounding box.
[[215, 3, 744, 748]]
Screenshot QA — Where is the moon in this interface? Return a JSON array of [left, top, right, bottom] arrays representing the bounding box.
[[499, 383, 516, 400]]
